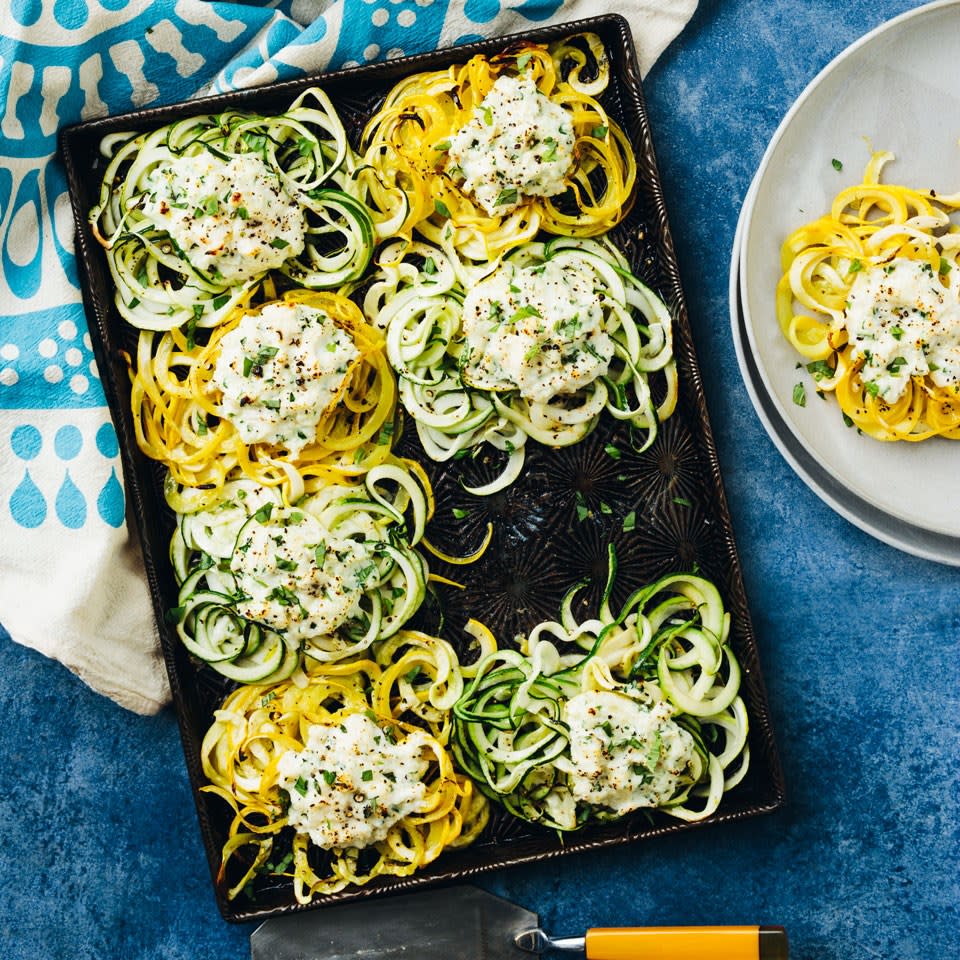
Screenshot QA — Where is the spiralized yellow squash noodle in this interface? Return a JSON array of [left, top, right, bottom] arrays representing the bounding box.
[[201, 640, 489, 904], [777, 151, 960, 440], [130, 289, 398, 507], [358, 32, 636, 260]]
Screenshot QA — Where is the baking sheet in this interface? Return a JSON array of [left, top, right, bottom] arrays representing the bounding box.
[[60, 15, 785, 923]]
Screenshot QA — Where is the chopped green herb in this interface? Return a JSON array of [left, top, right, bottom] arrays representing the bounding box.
[[509, 305, 542, 324], [792, 382, 807, 407], [404, 665, 422, 684], [575, 491, 590, 522], [253, 503, 274, 523], [848, 259, 862, 274], [452, 507, 468, 519], [275, 556, 297, 572], [672, 497, 693, 507], [434, 199, 451, 218], [516, 52, 532, 71], [495, 187, 519, 207], [592, 124, 608, 139], [890, 325, 904, 340], [236, 206, 249, 220], [603, 443, 621, 459], [622, 510, 637, 532], [806, 359, 834, 381], [269, 237, 290, 250], [322, 770, 336, 786], [433, 139, 451, 152], [293, 776, 308, 797], [361, 769, 374, 782], [831, 158, 843, 171], [939, 257, 952, 275]]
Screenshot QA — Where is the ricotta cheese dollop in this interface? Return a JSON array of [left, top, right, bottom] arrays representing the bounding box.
[[141, 152, 306, 283], [844, 257, 960, 403], [213, 301, 360, 456], [445, 74, 575, 217], [230, 505, 376, 643], [460, 257, 612, 403], [277, 712, 431, 849], [563, 689, 697, 815]]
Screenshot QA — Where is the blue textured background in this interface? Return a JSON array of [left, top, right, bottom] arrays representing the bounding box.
[[1, 1, 958, 957]]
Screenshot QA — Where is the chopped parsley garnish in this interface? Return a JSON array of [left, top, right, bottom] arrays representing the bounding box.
[[275, 556, 297, 571], [792, 382, 807, 407], [361, 769, 374, 782], [848, 259, 862, 274], [604, 443, 621, 459], [622, 510, 637, 532], [253, 503, 274, 523], [831, 158, 843, 171], [592, 124, 608, 139], [293, 776, 308, 797], [574, 491, 590, 522], [269, 237, 290, 250], [805, 359, 834, 381], [890, 325, 904, 340], [495, 187, 519, 207], [939, 257, 952, 275], [452, 507, 468, 519], [321, 770, 337, 786], [516, 52, 532, 71], [434, 199, 451, 218], [673, 497, 692, 507], [509, 305, 541, 324]]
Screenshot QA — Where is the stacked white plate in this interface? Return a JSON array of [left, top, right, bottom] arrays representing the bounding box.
[[731, 0, 960, 566]]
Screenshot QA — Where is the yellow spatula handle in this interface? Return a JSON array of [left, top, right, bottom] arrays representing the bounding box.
[[585, 925, 789, 960]]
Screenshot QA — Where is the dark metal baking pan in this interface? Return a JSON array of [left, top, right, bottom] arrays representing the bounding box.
[[60, 14, 785, 924]]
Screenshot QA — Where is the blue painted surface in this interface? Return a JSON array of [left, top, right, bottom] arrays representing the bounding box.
[[1, 1, 957, 957]]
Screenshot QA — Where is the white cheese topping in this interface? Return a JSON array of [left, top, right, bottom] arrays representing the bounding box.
[[460, 257, 612, 403], [141, 152, 306, 283], [213, 301, 360, 456], [230, 506, 375, 643], [277, 713, 431, 850], [563, 689, 696, 815], [844, 257, 960, 403], [445, 74, 575, 216]]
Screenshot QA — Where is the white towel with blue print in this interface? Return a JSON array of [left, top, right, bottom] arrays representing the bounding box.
[[0, 0, 697, 714]]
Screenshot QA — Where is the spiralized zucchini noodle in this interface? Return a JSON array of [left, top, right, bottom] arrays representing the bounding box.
[[358, 32, 636, 260], [201, 645, 489, 903], [362, 235, 676, 493], [130, 289, 398, 508], [452, 547, 749, 830], [89, 87, 376, 333], [778, 151, 960, 440], [169, 464, 431, 683]]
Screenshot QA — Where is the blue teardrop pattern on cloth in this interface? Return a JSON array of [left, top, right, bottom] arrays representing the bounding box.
[[4, 413, 127, 530], [9, 470, 46, 528], [97, 469, 125, 528], [55, 469, 87, 528]]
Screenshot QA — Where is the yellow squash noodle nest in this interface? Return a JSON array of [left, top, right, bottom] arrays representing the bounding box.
[[777, 151, 960, 440], [358, 33, 636, 259], [129, 289, 397, 505], [200, 650, 489, 904]]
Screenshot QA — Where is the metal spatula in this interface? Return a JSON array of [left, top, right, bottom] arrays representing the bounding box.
[[250, 885, 789, 960]]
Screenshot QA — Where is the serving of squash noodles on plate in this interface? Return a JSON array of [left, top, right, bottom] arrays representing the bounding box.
[[777, 151, 960, 440]]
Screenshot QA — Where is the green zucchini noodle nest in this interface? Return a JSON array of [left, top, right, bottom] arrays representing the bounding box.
[[89, 87, 376, 333], [168, 463, 430, 684], [361, 235, 677, 494], [451, 548, 749, 830]]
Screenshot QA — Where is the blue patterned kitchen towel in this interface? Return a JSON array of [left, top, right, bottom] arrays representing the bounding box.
[[0, 0, 697, 714]]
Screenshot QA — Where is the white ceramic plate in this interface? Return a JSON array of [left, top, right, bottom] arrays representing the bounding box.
[[732, 175, 960, 566], [738, 0, 960, 542]]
